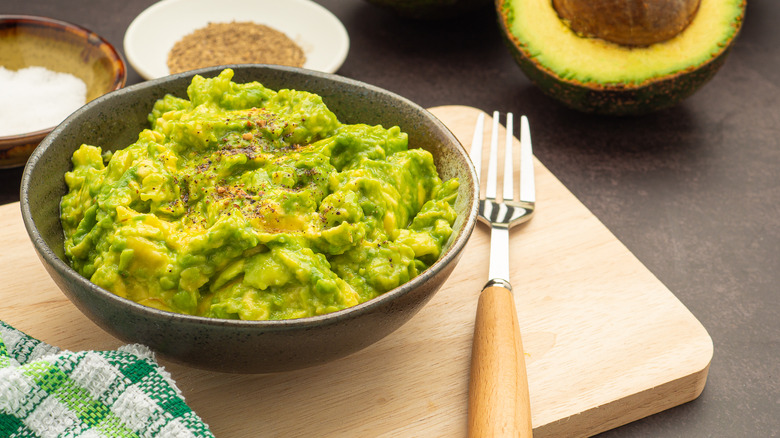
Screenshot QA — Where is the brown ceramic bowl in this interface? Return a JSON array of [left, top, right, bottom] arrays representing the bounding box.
[[20, 64, 478, 373], [0, 15, 126, 168]]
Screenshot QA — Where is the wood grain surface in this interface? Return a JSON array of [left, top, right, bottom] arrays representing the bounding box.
[[468, 286, 533, 438], [0, 105, 712, 437]]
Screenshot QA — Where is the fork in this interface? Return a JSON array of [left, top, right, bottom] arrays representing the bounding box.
[[467, 111, 535, 438]]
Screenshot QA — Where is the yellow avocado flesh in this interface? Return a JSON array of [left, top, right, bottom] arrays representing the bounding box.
[[507, 0, 744, 85]]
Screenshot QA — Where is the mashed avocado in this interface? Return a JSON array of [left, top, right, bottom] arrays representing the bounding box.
[[61, 69, 459, 320]]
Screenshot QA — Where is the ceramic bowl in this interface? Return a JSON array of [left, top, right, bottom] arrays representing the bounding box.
[[0, 15, 126, 168], [20, 65, 478, 373], [124, 0, 349, 80]]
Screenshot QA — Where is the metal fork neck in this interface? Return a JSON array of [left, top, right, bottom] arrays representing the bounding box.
[[483, 278, 513, 292], [486, 224, 512, 289]]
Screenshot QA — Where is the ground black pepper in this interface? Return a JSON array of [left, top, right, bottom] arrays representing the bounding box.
[[167, 21, 306, 74]]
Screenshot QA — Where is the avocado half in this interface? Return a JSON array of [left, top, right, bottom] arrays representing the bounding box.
[[497, 0, 746, 115]]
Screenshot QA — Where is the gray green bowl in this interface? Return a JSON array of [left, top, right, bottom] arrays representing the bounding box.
[[20, 64, 478, 373]]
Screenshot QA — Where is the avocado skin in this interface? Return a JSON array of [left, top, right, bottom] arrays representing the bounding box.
[[496, 0, 746, 115], [364, 0, 492, 20]]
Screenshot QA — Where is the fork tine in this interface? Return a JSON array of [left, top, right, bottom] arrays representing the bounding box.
[[470, 113, 485, 187], [519, 115, 535, 205], [502, 113, 514, 202], [485, 111, 500, 200]]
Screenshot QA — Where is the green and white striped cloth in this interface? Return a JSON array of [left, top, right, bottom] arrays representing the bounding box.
[[0, 321, 214, 438]]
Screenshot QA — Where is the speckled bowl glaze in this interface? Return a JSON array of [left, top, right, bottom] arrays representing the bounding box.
[[0, 15, 126, 168], [21, 65, 478, 373]]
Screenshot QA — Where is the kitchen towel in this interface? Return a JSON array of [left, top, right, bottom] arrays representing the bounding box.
[[0, 321, 213, 437]]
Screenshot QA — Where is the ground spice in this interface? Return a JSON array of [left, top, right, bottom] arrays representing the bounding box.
[[167, 21, 306, 74]]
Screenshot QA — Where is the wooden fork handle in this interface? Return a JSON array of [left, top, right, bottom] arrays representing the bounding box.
[[468, 285, 533, 438]]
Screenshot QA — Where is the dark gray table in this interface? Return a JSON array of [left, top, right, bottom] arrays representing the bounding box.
[[2, 1, 778, 436]]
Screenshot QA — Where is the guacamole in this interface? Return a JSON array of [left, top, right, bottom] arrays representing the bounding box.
[[61, 69, 459, 321]]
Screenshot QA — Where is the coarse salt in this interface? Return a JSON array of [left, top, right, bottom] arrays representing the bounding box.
[[0, 66, 87, 137]]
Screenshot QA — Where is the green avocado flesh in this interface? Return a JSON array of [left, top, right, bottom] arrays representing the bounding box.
[[499, 0, 745, 113], [60, 69, 459, 321]]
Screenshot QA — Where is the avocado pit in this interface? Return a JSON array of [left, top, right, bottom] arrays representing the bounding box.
[[552, 0, 701, 46]]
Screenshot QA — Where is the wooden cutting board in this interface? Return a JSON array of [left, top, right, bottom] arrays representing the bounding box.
[[0, 105, 712, 437]]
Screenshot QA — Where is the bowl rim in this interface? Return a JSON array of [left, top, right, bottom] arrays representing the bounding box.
[[0, 14, 128, 142], [20, 64, 479, 331]]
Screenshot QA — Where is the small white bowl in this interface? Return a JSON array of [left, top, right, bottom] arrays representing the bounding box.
[[124, 0, 350, 80]]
